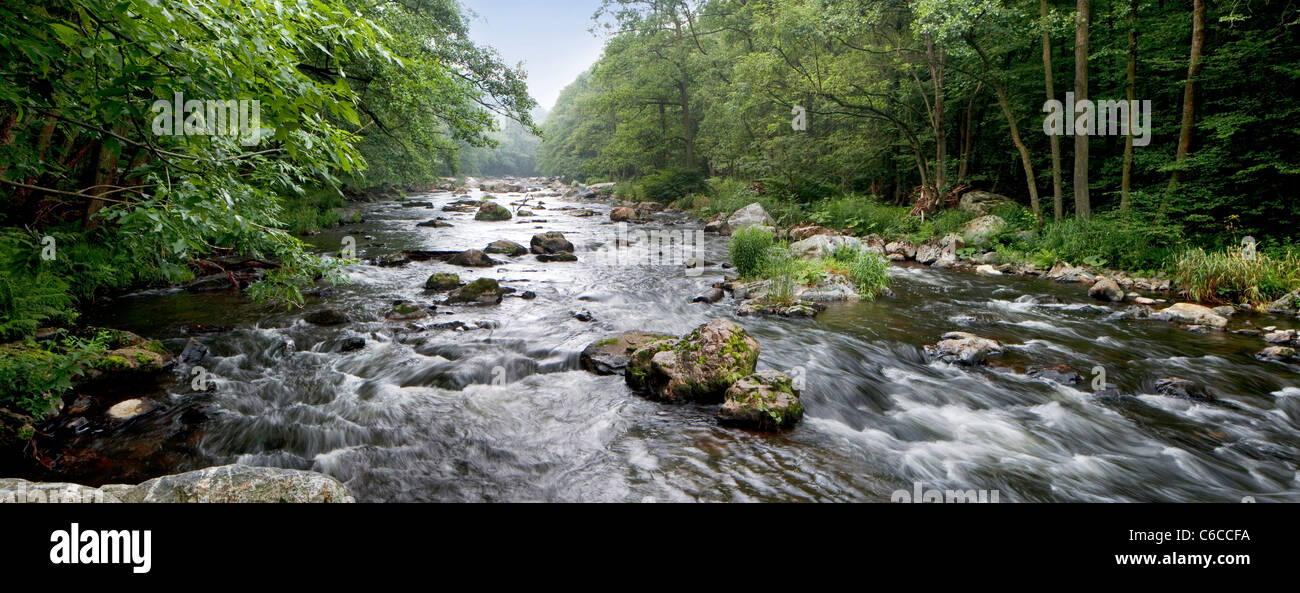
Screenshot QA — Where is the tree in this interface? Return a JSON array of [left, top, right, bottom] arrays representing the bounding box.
[[1073, 0, 1091, 218], [1042, 0, 1064, 220], [1168, 0, 1206, 191]]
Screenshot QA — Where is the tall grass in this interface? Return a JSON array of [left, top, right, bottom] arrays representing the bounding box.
[[729, 225, 774, 278], [1173, 247, 1300, 305]]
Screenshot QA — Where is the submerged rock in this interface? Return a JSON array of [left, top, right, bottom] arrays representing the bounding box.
[[106, 398, 156, 421], [924, 331, 1003, 365], [304, 309, 349, 326], [625, 319, 759, 403], [537, 253, 578, 262], [717, 370, 804, 431], [1153, 377, 1214, 401], [386, 300, 431, 321]]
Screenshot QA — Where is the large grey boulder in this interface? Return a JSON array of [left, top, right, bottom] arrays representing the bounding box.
[[961, 215, 1005, 244], [789, 235, 863, 259], [726, 203, 776, 233], [1152, 303, 1228, 330], [957, 191, 1013, 215]]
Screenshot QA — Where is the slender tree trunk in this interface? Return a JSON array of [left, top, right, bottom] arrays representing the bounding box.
[[1121, 0, 1137, 209], [926, 34, 947, 192], [958, 80, 982, 184], [1042, 0, 1064, 221], [1073, 0, 1091, 219], [991, 78, 1042, 223], [679, 79, 694, 170], [1168, 0, 1206, 191]]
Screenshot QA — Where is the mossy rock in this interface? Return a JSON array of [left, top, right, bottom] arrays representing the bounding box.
[[446, 277, 504, 305], [474, 201, 512, 221], [484, 240, 527, 256], [425, 272, 461, 291], [717, 370, 804, 431], [386, 300, 432, 320]]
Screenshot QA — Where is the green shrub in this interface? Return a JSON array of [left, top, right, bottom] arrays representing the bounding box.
[[638, 168, 708, 203], [1173, 247, 1300, 305], [730, 226, 775, 278], [809, 195, 911, 237], [763, 246, 800, 306], [1035, 211, 1184, 271]]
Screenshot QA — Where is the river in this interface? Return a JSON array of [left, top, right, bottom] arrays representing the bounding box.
[[29, 183, 1300, 502]]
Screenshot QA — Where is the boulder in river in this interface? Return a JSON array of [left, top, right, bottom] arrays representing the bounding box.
[[716, 370, 804, 431], [884, 240, 917, 259], [425, 272, 461, 291], [530, 232, 574, 255], [580, 331, 678, 375], [1088, 277, 1125, 302], [416, 219, 453, 228], [1028, 364, 1084, 386], [484, 240, 527, 256], [448, 249, 499, 267], [537, 253, 578, 262], [371, 253, 411, 268], [445, 278, 504, 305], [1256, 345, 1297, 362], [725, 202, 776, 234], [610, 206, 638, 222], [305, 309, 349, 326], [625, 319, 760, 403], [119, 465, 354, 502], [1152, 303, 1228, 330], [924, 331, 1003, 365], [1153, 377, 1214, 401], [474, 201, 513, 221], [386, 300, 431, 321]]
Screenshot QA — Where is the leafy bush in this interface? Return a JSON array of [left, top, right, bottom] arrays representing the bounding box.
[[809, 195, 911, 237], [1173, 247, 1300, 305], [763, 246, 800, 305], [729, 225, 775, 278]]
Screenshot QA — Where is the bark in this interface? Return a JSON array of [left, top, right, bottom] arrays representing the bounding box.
[[1121, 0, 1138, 209], [1168, 0, 1206, 191], [1073, 0, 1091, 219], [1042, 0, 1064, 220]]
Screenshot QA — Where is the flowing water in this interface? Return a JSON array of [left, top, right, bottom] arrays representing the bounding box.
[[27, 185, 1300, 502]]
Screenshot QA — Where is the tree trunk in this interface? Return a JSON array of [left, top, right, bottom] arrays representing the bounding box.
[[958, 80, 982, 184], [1121, 0, 1137, 209], [1073, 0, 1091, 219], [992, 77, 1041, 224], [1168, 0, 1206, 191], [926, 34, 947, 192], [1042, 0, 1064, 221]]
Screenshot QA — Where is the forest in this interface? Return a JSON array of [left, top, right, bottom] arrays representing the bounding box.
[[540, 0, 1298, 275]]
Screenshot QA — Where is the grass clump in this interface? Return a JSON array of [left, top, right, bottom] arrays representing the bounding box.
[[729, 225, 775, 278], [1173, 247, 1300, 305]]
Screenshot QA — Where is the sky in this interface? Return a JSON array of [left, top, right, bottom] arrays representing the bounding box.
[[462, 0, 608, 115]]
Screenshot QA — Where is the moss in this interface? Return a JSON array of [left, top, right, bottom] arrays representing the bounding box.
[[97, 355, 131, 371], [474, 202, 512, 221], [594, 338, 618, 347], [143, 340, 169, 356], [425, 273, 460, 291]]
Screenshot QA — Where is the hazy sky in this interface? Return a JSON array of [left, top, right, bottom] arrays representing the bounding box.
[[462, 0, 608, 114]]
